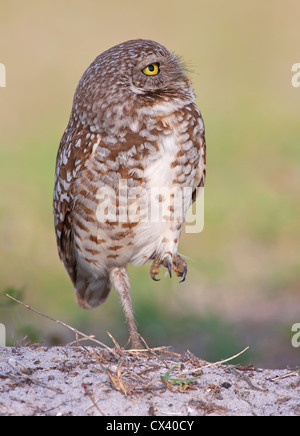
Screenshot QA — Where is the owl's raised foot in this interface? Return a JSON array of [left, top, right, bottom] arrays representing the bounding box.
[[150, 254, 187, 283]]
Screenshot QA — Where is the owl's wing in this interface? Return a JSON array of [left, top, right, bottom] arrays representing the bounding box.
[[53, 126, 99, 283], [192, 113, 206, 203]]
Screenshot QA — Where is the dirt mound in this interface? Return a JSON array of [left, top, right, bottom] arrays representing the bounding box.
[[0, 345, 299, 416]]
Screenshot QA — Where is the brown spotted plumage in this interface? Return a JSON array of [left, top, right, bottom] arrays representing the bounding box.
[[53, 39, 206, 348]]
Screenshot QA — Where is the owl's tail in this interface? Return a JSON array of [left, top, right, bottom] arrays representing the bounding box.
[[75, 274, 111, 309]]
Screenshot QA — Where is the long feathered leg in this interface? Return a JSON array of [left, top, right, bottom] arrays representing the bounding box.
[[109, 267, 143, 349]]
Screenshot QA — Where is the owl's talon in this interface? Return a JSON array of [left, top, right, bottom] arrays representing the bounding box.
[[150, 259, 161, 281], [167, 262, 172, 278], [179, 265, 187, 283], [173, 254, 188, 282], [150, 272, 160, 282], [162, 258, 172, 278]]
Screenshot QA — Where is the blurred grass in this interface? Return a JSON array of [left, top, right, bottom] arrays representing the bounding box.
[[0, 0, 300, 367]]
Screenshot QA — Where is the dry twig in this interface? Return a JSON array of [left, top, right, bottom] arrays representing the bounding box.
[[269, 370, 299, 382], [179, 346, 250, 376], [82, 383, 106, 416], [0, 357, 62, 394], [6, 293, 117, 356]]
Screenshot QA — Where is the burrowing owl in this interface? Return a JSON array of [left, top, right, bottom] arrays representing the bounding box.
[[53, 39, 206, 348]]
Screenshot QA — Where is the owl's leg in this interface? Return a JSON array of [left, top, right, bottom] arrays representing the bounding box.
[[109, 267, 143, 349]]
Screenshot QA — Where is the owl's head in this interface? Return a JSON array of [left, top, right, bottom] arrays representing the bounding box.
[[124, 39, 190, 95], [73, 39, 195, 130]]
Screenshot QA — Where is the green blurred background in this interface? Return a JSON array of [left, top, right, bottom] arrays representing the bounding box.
[[0, 0, 299, 368]]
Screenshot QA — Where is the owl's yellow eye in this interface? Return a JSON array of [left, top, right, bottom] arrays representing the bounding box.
[[142, 63, 160, 76]]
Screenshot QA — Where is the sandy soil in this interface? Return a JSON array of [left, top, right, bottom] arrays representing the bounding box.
[[0, 345, 299, 416]]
